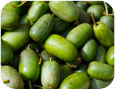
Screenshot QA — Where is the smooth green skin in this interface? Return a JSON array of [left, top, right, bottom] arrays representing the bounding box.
[[19, 48, 40, 82], [90, 78, 112, 89], [78, 7, 90, 23], [49, 1, 80, 22], [52, 18, 70, 33], [87, 5, 104, 20], [100, 16, 114, 30], [76, 1, 87, 11], [87, 61, 114, 80], [1, 1, 21, 30], [76, 63, 88, 74], [2, 25, 29, 51], [1, 66, 24, 89], [95, 45, 106, 63], [29, 14, 54, 43], [60, 65, 72, 82], [87, 1, 102, 5], [93, 22, 114, 48], [106, 46, 114, 66], [60, 72, 90, 89], [1, 40, 14, 64], [27, 1, 48, 23], [41, 60, 60, 89], [81, 39, 97, 62], [44, 34, 78, 62], [66, 23, 92, 48]]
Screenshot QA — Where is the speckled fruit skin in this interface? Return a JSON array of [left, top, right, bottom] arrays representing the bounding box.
[[93, 22, 114, 48], [41, 60, 60, 89]]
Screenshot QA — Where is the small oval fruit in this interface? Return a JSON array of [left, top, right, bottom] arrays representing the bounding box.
[[1, 39, 13, 64], [1, 66, 24, 89], [81, 39, 97, 62], [90, 78, 112, 89], [66, 23, 92, 48], [87, 5, 104, 20], [106, 46, 114, 66], [49, 1, 80, 22], [2, 25, 29, 51], [95, 45, 106, 63], [27, 1, 48, 23], [44, 34, 78, 62], [100, 16, 114, 30], [19, 48, 40, 82], [60, 72, 90, 89], [87, 61, 114, 80], [29, 14, 54, 43], [93, 22, 114, 47], [41, 60, 60, 89]]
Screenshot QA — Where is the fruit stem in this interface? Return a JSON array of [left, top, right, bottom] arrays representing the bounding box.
[[9, 1, 27, 8], [36, 50, 42, 65], [27, 44, 31, 49], [28, 80, 32, 89], [77, 57, 81, 63], [50, 57, 52, 61], [103, 2, 109, 16], [39, 55, 42, 65], [91, 13, 97, 26], [3, 80, 10, 83], [103, 12, 114, 16]]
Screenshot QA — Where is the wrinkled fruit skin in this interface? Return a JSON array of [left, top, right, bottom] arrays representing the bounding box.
[[1, 66, 24, 89]]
